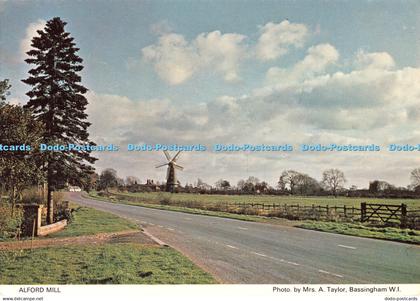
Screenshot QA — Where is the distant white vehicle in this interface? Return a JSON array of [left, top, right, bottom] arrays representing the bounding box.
[[68, 186, 82, 192]]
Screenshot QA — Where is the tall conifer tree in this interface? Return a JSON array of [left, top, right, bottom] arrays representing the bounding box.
[[22, 17, 96, 223]]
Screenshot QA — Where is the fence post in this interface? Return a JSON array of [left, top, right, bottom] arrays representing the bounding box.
[[361, 202, 366, 222], [401, 203, 407, 228], [343, 205, 347, 218]]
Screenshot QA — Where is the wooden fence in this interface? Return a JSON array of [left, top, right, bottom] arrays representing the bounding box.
[[232, 202, 361, 221]]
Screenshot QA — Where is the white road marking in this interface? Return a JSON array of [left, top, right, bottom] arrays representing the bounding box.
[[286, 261, 300, 266], [318, 269, 344, 278], [338, 244, 357, 250], [252, 252, 267, 257], [268, 256, 300, 266], [237, 227, 248, 230], [158, 225, 164, 228], [318, 269, 330, 274], [167, 228, 175, 231], [226, 244, 238, 249], [149, 223, 155, 226]]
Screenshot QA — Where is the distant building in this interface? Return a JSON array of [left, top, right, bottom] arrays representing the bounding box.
[[68, 186, 82, 192]]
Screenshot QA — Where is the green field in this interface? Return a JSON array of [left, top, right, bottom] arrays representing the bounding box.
[[0, 243, 216, 284], [113, 191, 420, 209], [47, 206, 139, 238]]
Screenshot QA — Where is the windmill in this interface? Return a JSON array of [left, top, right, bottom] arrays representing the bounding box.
[[156, 150, 184, 192]]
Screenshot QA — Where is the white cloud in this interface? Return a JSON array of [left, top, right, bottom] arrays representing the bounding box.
[[256, 20, 308, 61], [267, 43, 339, 86], [142, 19, 308, 84], [195, 31, 247, 82], [142, 33, 199, 85], [261, 49, 420, 133], [20, 19, 46, 59], [354, 50, 395, 70], [142, 31, 246, 85]]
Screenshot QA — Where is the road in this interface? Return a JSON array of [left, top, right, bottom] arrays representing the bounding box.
[[67, 192, 420, 284]]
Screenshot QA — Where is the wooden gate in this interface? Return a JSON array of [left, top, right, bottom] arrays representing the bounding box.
[[360, 203, 407, 227]]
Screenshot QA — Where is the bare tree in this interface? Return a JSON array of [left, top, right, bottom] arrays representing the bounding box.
[[410, 168, 420, 188], [278, 170, 301, 194], [322, 169, 346, 197], [237, 179, 245, 190]]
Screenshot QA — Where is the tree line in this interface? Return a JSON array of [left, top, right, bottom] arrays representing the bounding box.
[[94, 167, 420, 198]]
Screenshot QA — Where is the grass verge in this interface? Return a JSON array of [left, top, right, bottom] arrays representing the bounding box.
[[298, 221, 420, 244], [47, 205, 139, 238], [0, 243, 216, 284]]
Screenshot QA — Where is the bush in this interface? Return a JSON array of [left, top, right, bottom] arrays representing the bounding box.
[[0, 204, 23, 241], [20, 187, 44, 204], [54, 197, 73, 223], [158, 193, 172, 206]]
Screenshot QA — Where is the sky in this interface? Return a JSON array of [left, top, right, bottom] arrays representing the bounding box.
[[1, 0, 420, 188]]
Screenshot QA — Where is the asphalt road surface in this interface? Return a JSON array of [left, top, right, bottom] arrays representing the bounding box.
[[67, 192, 420, 284]]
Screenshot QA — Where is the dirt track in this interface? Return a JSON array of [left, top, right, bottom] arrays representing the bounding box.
[[0, 230, 157, 250]]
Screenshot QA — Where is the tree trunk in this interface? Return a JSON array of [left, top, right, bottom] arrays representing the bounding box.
[[47, 186, 54, 224]]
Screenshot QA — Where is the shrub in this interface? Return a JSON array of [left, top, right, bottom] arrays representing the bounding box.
[[158, 193, 172, 206], [0, 204, 23, 240], [20, 187, 44, 204], [54, 194, 73, 223]]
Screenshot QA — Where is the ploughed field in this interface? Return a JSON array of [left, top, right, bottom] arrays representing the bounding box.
[[114, 192, 420, 209]]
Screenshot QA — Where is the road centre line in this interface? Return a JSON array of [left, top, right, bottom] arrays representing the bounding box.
[[318, 269, 344, 278], [267, 256, 300, 266], [226, 244, 238, 249], [285, 261, 300, 266], [252, 252, 267, 257], [237, 227, 248, 230], [338, 244, 357, 250], [318, 269, 330, 274]]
